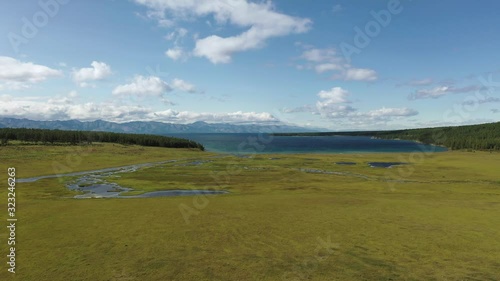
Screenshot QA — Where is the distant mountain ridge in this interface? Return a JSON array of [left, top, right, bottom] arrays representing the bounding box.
[[0, 118, 317, 134]]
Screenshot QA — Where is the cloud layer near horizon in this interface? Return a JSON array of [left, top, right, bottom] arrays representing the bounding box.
[[0, 94, 278, 124]]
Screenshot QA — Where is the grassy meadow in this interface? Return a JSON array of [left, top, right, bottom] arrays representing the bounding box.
[[0, 143, 499, 280]]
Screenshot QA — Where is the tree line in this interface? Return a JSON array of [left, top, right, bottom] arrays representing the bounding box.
[[0, 128, 205, 150], [274, 122, 500, 151]]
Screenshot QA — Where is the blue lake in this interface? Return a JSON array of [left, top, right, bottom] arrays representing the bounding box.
[[167, 133, 448, 154]]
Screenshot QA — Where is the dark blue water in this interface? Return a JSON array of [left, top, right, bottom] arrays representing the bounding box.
[[368, 162, 407, 168], [167, 133, 447, 154]]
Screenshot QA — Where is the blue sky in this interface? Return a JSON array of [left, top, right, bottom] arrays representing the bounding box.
[[0, 0, 499, 130]]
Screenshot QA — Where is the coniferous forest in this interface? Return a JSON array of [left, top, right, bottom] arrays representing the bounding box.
[[0, 128, 204, 150], [275, 122, 500, 151]]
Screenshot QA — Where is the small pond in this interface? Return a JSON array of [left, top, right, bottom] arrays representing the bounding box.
[[368, 162, 407, 168], [18, 159, 228, 199]]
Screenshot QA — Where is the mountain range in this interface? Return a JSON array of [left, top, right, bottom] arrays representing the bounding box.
[[0, 118, 317, 134]]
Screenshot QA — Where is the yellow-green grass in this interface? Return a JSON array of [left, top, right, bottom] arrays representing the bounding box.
[[0, 143, 211, 178], [0, 145, 499, 280]]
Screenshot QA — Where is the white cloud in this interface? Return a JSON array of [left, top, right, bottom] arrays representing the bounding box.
[[319, 105, 357, 118], [0, 56, 62, 90], [72, 61, 112, 87], [410, 85, 483, 100], [343, 68, 377, 81], [165, 29, 189, 61], [165, 47, 185, 61], [301, 48, 339, 63], [315, 106, 417, 124], [112, 75, 171, 97], [316, 87, 350, 110], [0, 95, 278, 124], [282, 86, 418, 126], [149, 110, 278, 123], [0, 96, 150, 122], [315, 63, 342, 73], [364, 107, 418, 118], [171, 78, 196, 93], [297, 47, 377, 81], [315, 87, 355, 118], [411, 86, 450, 99], [135, 0, 312, 64], [193, 34, 260, 64]]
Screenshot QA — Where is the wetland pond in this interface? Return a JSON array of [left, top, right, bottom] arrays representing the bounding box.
[[17, 134, 434, 198], [18, 159, 228, 199]]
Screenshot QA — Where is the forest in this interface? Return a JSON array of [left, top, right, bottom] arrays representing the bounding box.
[[275, 122, 500, 151], [0, 128, 205, 150]]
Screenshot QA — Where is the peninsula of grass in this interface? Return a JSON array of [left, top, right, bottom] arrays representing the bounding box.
[[0, 143, 210, 178]]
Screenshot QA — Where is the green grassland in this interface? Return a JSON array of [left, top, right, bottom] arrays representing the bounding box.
[[0, 144, 499, 280], [0, 143, 212, 178]]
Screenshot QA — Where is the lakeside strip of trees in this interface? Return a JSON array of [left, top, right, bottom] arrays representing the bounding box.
[[0, 128, 205, 151], [274, 122, 500, 151]]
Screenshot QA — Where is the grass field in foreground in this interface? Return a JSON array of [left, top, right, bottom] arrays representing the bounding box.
[[0, 144, 499, 280]]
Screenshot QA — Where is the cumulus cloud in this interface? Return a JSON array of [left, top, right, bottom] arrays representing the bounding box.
[[164, 28, 189, 61], [135, 0, 312, 64], [282, 87, 351, 115], [165, 47, 186, 61], [297, 47, 377, 81], [409, 85, 483, 100], [301, 48, 340, 63], [315, 87, 356, 118], [149, 110, 278, 123], [316, 87, 350, 110], [282, 87, 418, 125], [0, 56, 62, 90], [72, 61, 112, 87], [0, 95, 278, 124], [112, 75, 172, 97], [0, 96, 150, 122], [171, 78, 196, 93], [343, 68, 377, 81]]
